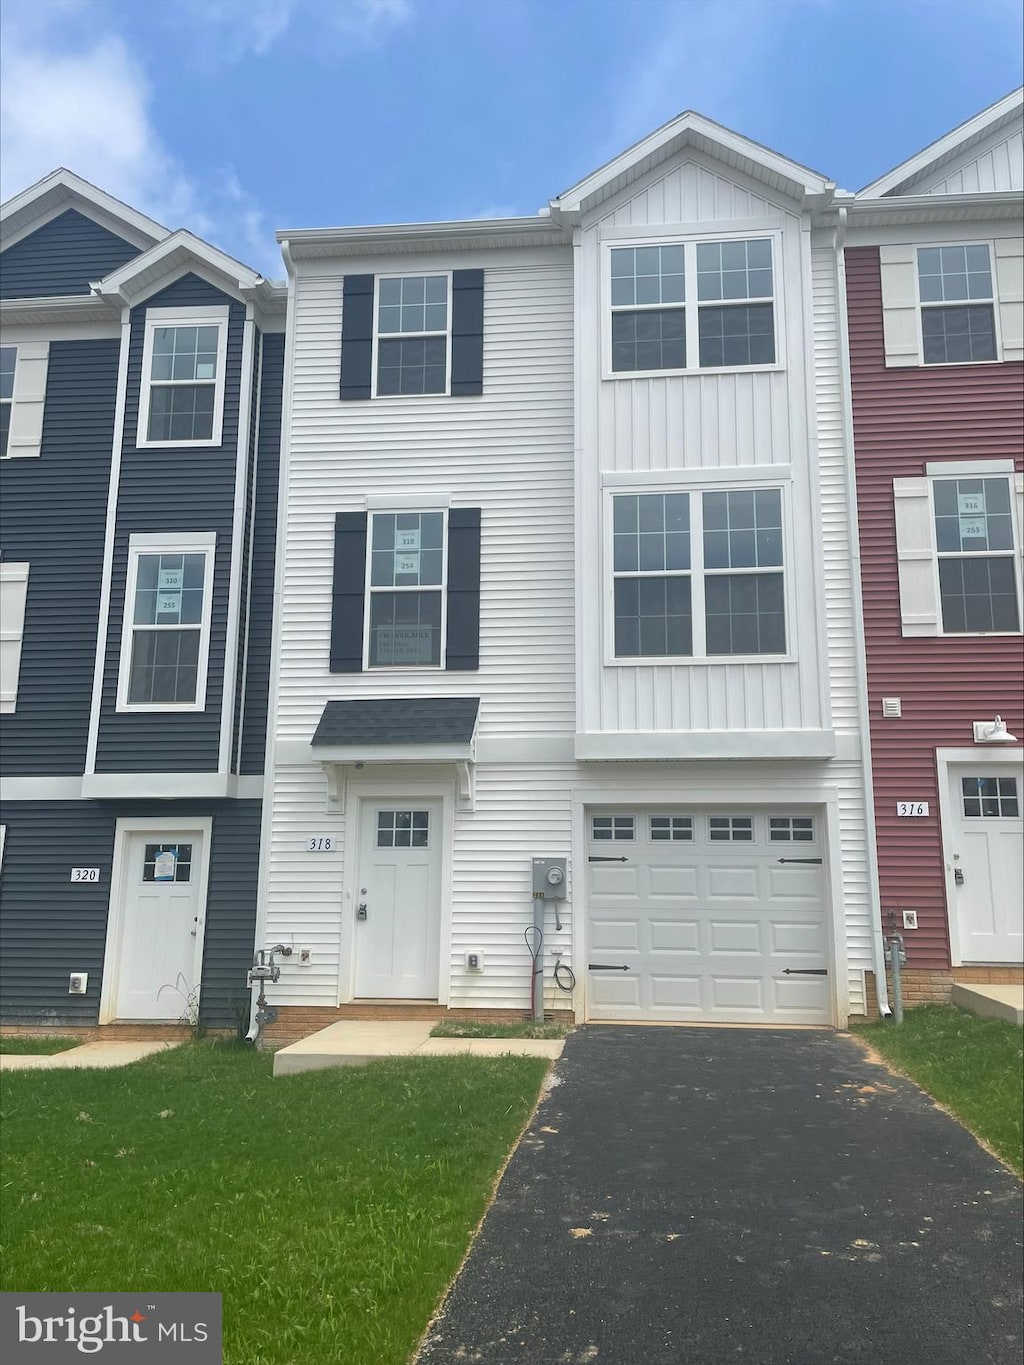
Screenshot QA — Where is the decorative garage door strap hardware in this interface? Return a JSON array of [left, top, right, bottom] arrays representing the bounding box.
[[782, 968, 828, 975], [776, 857, 824, 864], [588, 855, 629, 862], [588, 963, 631, 971]]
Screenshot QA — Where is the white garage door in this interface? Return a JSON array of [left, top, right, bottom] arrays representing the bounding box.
[[586, 808, 832, 1025]]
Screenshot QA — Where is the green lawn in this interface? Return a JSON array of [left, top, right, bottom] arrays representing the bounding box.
[[430, 1019, 571, 1039], [0, 1041, 549, 1364], [0, 1036, 83, 1055], [855, 1004, 1023, 1174]]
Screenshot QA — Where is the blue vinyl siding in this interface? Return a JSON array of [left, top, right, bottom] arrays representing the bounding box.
[[240, 331, 283, 773], [0, 799, 261, 1030], [0, 209, 141, 298], [95, 275, 244, 773], [0, 339, 119, 774]]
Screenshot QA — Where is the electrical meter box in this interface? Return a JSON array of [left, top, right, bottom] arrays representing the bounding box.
[[532, 857, 567, 899]]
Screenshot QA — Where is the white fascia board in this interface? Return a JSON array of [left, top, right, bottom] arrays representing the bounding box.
[[551, 111, 833, 214], [79, 772, 254, 800], [0, 168, 170, 251], [574, 730, 838, 762], [858, 88, 1024, 197], [279, 216, 570, 260], [842, 190, 1024, 225], [92, 230, 267, 304]]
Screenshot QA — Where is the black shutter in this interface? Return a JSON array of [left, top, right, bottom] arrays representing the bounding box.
[[450, 270, 484, 396], [339, 275, 374, 400], [330, 512, 367, 672], [445, 508, 481, 670]]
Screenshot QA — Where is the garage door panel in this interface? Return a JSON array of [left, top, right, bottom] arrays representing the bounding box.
[[708, 919, 763, 954], [710, 976, 765, 1011], [648, 865, 699, 898], [768, 865, 821, 898], [591, 918, 641, 952], [587, 808, 831, 1025], [649, 919, 700, 952], [769, 919, 826, 956], [707, 866, 760, 899], [772, 976, 831, 1015], [650, 975, 702, 1008]]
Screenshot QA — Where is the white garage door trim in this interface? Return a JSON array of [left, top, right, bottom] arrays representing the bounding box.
[[585, 805, 834, 1026]]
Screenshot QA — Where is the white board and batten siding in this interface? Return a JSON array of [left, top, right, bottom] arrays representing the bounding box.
[[263, 247, 581, 1010], [571, 149, 872, 1019], [912, 125, 1024, 196], [574, 149, 832, 743]]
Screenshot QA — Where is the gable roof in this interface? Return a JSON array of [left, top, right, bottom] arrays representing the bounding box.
[[0, 168, 170, 254], [858, 87, 1024, 197], [550, 110, 836, 219], [91, 228, 279, 305]]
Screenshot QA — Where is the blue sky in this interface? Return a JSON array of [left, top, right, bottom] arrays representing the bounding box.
[[1, 0, 1021, 277]]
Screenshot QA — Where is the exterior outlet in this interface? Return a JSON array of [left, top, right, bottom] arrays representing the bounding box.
[[299, 947, 312, 964], [465, 952, 484, 972], [68, 972, 88, 995], [902, 910, 918, 930]]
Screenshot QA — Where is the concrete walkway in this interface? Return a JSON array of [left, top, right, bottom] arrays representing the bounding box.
[[417, 1026, 1023, 1365], [0, 1041, 181, 1071], [273, 1020, 566, 1075]]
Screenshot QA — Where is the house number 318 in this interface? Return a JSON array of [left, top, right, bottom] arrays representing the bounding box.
[[306, 836, 335, 851]]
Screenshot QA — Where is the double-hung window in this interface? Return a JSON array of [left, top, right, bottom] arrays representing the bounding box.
[[375, 275, 450, 396], [918, 245, 997, 365], [366, 511, 446, 667], [933, 476, 1020, 632], [137, 307, 229, 447], [0, 347, 14, 457], [612, 487, 786, 659], [608, 236, 777, 374], [117, 535, 216, 710]]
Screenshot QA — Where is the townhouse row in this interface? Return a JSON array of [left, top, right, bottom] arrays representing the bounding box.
[[1, 91, 1021, 1040]]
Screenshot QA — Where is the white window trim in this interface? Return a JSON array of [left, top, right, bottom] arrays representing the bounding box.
[[0, 341, 49, 460], [115, 532, 217, 712], [0, 561, 30, 713], [915, 240, 1003, 368], [370, 272, 453, 400], [602, 230, 784, 380], [362, 509, 449, 671], [928, 472, 1022, 637], [136, 306, 230, 449], [603, 481, 795, 666], [894, 466, 1024, 638]]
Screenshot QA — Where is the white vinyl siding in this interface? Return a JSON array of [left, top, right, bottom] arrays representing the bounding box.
[[0, 561, 29, 712], [0, 341, 49, 460]]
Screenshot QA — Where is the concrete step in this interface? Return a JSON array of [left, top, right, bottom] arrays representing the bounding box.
[[951, 983, 1024, 1026], [272, 1020, 565, 1076]]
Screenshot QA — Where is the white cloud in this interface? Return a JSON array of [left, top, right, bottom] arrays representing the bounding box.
[[173, 0, 413, 63], [0, 2, 281, 275]]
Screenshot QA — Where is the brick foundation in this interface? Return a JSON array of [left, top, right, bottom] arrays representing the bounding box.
[[865, 965, 1024, 1015], [259, 1004, 576, 1049]]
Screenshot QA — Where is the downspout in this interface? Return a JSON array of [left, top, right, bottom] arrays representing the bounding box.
[[246, 240, 299, 1043], [834, 205, 892, 1018]]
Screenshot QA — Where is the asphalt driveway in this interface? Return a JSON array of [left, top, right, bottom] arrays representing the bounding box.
[[418, 1026, 1023, 1365]]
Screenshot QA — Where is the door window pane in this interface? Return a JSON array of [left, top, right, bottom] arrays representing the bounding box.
[[142, 842, 193, 882], [377, 810, 430, 848], [961, 777, 1019, 818]]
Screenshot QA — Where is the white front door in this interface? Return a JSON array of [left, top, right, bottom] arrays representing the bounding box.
[[354, 801, 442, 999], [114, 832, 206, 1020], [947, 763, 1024, 964]]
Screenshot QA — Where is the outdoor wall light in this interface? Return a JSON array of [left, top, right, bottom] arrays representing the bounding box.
[[972, 715, 1018, 744]]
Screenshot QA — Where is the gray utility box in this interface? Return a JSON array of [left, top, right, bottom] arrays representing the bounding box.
[[532, 857, 567, 899]]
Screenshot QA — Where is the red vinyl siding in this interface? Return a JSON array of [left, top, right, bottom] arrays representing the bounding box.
[[846, 246, 1024, 969]]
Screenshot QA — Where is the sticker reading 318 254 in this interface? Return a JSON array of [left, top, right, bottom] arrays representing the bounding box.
[[70, 867, 101, 882]]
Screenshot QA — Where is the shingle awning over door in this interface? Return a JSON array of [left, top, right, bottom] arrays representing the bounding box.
[[310, 697, 480, 811]]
